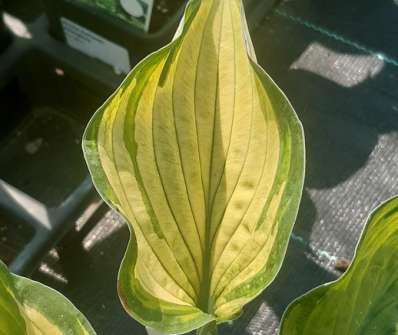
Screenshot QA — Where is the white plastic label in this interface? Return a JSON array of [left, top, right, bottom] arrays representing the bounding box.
[[120, 0, 154, 32], [61, 17, 131, 74]]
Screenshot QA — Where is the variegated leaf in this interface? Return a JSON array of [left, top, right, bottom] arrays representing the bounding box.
[[0, 260, 96, 334], [83, 0, 305, 333]]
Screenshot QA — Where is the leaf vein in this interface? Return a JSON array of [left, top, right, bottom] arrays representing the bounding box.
[[108, 73, 198, 301]]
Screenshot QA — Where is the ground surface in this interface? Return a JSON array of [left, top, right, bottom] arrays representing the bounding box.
[[31, 0, 398, 334]]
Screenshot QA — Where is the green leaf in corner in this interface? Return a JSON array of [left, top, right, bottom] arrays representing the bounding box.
[[83, 0, 305, 333], [280, 196, 398, 335], [0, 260, 96, 334]]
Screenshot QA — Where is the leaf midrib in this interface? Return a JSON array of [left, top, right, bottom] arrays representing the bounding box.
[[198, 0, 225, 314]]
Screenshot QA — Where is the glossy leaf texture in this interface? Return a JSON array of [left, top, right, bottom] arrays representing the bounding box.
[[0, 260, 96, 334], [82, 0, 304, 333], [280, 196, 398, 335]]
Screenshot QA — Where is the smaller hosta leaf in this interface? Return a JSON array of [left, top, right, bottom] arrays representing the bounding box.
[[0, 260, 96, 334], [280, 196, 398, 335]]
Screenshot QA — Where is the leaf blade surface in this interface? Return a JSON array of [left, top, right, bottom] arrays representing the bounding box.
[[83, 0, 305, 333]]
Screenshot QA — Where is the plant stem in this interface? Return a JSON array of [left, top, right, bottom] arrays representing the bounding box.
[[196, 321, 218, 335]]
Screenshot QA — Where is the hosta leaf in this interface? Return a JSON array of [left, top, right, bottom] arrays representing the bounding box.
[[83, 0, 304, 333], [280, 196, 398, 335], [0, 260, 96, 334]]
